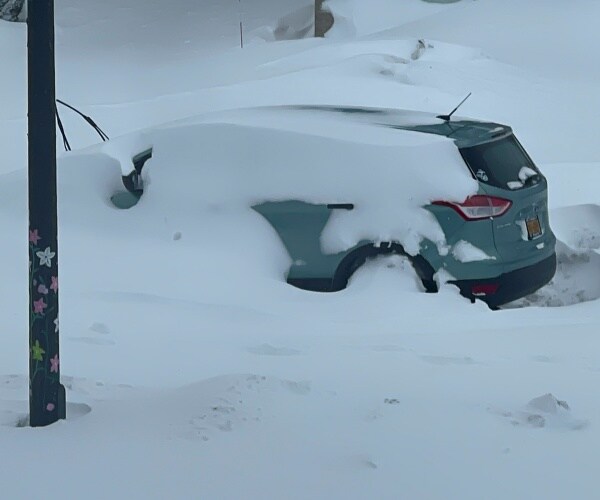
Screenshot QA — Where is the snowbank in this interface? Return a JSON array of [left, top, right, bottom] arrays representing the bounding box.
[[325, 0, 455, 39]]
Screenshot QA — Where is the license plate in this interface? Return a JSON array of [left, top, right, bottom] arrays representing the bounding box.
[[526, 216, 542, 239]]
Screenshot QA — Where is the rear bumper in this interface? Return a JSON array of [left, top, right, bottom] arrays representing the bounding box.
[[453, 253, 557, 307]]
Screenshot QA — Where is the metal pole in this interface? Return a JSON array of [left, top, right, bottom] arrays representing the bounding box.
[[315, 0, 334, 38], [27, 0, 66, 427], [238, 0, 243, 49]]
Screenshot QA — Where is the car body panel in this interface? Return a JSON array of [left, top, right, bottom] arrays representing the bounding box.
[[253, 201, 348, 281], [480, 179, 556, 274], [423, 201, 504, 280]]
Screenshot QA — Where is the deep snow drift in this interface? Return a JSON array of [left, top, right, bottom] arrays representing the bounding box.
[[1, 1, 600, 499]]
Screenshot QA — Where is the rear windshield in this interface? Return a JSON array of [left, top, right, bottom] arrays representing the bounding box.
[[459, 135, 541, 190]]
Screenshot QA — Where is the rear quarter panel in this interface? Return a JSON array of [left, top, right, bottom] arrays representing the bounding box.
[[480, 179, 556, 273], [425, 203, 505, 280], [252, 201, 348, 280]]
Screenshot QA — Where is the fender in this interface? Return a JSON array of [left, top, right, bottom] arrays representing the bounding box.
[[331, 243, 437, 292]]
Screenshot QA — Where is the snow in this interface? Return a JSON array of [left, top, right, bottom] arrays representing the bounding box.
[[2, 1, 600, 499], [452, 240, 495, 263], [91, 106, 476, 255], [326, 0, 454, 38], [508, 166, 539, 190]]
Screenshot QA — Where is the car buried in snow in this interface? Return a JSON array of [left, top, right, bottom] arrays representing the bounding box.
[[113, 105, 557, 308]]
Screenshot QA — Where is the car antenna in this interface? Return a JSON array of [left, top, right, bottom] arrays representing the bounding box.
[[437, 92, 472, 122]]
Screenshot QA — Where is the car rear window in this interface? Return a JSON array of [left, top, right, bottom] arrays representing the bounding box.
[[459, 135, 541, 190]]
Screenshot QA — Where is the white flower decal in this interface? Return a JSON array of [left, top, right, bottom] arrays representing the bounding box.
[[36, 247, 55, 268]]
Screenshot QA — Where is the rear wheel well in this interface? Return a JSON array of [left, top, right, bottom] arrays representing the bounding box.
[[331, 243, 437, 293]]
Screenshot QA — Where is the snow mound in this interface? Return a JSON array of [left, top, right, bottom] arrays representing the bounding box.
[[552, 204, 600, 251], [347, 255, 425, 292], [323, 0, 357, 39], [78, 106, 477, 257], [258, 38, 483, 79], [508, 204, 600, 308], [253, 4, 315, 42], [494, 393, 589, 431], [325, 0, 458, 38], [508, 242, 600, 308], [528, 393, 570, 414]]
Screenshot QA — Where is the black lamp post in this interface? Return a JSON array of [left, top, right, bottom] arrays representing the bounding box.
[[27, 0, 66, 426]]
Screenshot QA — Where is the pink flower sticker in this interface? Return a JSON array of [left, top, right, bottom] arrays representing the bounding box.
[[38, 284, 48, 295], [29, 229, 41, 245], [50, 276, 58, 293], [50, 354, 59, 373], [33, 298, 47, 314], [46, 403, 55, 412]]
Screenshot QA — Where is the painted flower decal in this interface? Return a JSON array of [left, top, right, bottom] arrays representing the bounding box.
[[50, 354, 60, 373], [31, 341, 45, 362], [33, 298, 47, 314], [36, 247, 55, 268], [54, 317, 59, 333], [46, 403, 55, 412], [29, 229, 41, 245], [50, 276, 58, 293], [37, 284, 48, 295]]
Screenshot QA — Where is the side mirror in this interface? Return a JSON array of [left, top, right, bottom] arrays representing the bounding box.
[[110, 148, 153, 209]]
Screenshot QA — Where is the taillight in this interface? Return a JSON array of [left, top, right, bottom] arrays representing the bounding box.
[[432, 195, 512, 221], [471, 283, 499, 296]]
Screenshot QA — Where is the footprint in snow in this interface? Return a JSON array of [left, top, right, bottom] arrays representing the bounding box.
[[420, 355, 476, 366], [0, 374, 25, 390], [365, 397, 402, 422], [68, 321, 115, 346], [89, 322, 110, 335], [281, 380, 311, 395], [247, 343, 301, 356], [531, 355, 559, 363], [369, 345, 407, 353], [68, 336, 116, 346], [178, 375, 311, 442]]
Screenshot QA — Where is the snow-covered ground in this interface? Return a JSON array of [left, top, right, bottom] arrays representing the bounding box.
[[1, 1, 600, 498]]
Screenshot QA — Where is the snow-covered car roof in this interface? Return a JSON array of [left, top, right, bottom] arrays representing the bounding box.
[[152, 104, 512, 150], [277, 105, 513, 148], [77, 104, 511, 180]]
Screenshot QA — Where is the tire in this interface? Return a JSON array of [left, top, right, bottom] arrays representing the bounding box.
[[331, 244, 438, 293]]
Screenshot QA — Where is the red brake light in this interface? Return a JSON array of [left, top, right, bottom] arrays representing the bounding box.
[[432, 195, 512, 221], [471, 283, 499, 296]]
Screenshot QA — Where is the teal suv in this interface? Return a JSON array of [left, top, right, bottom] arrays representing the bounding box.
[[120, 105, 556, 307]]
